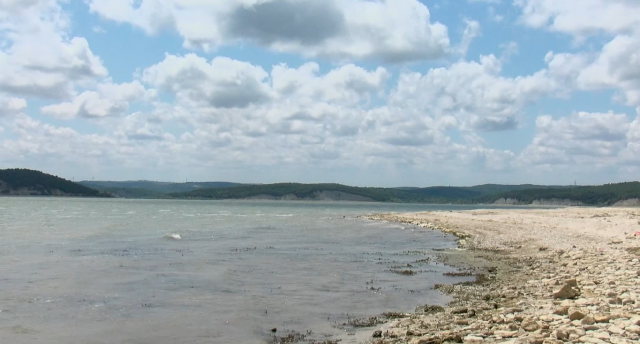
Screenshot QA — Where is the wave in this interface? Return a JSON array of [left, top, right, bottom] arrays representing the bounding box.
[[163, 233, 182, 240]]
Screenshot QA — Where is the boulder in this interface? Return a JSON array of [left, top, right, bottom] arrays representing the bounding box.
[[553, 306, 569, 315], [553, 284, 577, 299], [593, 314, 610, 323], [569, 311, 586, 321], [555, 328, 569, 340]]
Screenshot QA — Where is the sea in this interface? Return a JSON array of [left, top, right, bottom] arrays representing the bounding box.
[[0, 198, 495, 343]]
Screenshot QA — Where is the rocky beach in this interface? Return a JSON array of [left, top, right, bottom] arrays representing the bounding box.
[[363, 208, 640, 344]]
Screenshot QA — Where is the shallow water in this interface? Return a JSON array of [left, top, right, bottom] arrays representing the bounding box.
[[1, 198, 492, 343]]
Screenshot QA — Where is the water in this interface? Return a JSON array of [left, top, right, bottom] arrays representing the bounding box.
[[0, 198, 489, 343]]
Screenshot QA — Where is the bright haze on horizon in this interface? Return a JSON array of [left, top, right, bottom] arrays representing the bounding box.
[[0, 0, 639, 187]]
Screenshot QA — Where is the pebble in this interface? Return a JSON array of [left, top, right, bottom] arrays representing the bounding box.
[[365, 213, 640, 344]]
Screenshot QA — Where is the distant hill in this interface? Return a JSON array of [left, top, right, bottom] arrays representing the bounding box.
[[0, 169, 109, 197], [166, 183, 570, 203], [478, 182, 640, 206], [167, 182, 640, 206], [80, 180, 244, 195], [9, 170, 635, 205]]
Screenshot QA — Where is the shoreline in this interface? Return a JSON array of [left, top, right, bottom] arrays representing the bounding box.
[[361, 208, 640, 344]]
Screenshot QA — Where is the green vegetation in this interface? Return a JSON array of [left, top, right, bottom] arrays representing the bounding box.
[[166, 183, 571, 203], [80, 180, 243, 194], [168, 182, 640, 205], [0, 168, 109, 197], [477, 182, 640, 206], [86, 186, 164, 199], [3, 168, 638, 205]]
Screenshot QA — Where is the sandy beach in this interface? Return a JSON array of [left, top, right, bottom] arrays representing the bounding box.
[[364, 207, 640, 344]]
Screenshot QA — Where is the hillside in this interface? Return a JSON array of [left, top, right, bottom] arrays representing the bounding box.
[[167, 182, 640, 205], [80, 180, 244, 194], [166, 183, 567, 203], [478, 182, 640, 206], [0, 169, 109, 197]]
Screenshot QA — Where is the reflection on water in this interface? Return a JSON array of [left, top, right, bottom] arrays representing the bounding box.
[[0, 198, 483, 343]]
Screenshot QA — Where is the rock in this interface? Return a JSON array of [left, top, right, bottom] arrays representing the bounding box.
[[415, 304, 445, 315], [594, 314, 610, 323], [582, 316, 596, 325], [608, 325, 625, 335], [542, 339, 563, 344], [522, 321, 540, 332], [625, 325, 640, 334], [555, 328, 569, 340], [583, 325, 600, 331], [592, 331, 610, 340], [567, 327, 586, 336], [569, 311, 586, 321], [410, 336, 441, 344], [553, 284, 577, 299], [494, 330, 518, 338], [463, 335, 484, 342], [451, 307, 469, 314], [565, 278, 578, 287], [372, 330, 382, 338], [455, 319, 469, 326], [553, 307, 569, 315]]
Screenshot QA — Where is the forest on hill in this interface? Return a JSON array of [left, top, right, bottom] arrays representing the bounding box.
[[3, 168, 638, 206], [0, 169, 109, 197], [477, 182, 640, 206]]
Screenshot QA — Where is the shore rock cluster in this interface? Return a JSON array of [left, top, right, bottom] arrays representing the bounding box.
[[364, 213, 640, 344]]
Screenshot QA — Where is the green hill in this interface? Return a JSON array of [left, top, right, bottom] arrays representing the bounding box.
[[167, 182, 640, 205], [166, 183, 567, 203], [80, 180, 244, 194], [0, 169, 109, 197], [479, 182, 640, 206]]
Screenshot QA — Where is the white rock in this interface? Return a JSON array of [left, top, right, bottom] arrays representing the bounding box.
[[464, 335, 484, 342]]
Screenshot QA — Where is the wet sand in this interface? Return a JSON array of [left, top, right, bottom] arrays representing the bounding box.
[[364, 207, 640, 344]]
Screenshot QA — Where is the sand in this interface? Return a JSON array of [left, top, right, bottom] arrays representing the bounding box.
[[363, 207, 640, 344]]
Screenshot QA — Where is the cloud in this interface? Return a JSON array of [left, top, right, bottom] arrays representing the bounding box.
[[457, 19, 481, 56], [88, 0, 450, 63], [0, 94, 27, 116], [226, 0, 346, 46], [388, 54, 557, 132], [41, 81, 155, 119], [0, 0, 107, 100], [271, 62, 389, 105], [515, 0, 640, 38], [521, 111, 631, 166], [143, 54, 272, 108]]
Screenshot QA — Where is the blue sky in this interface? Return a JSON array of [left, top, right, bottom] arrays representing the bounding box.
[[0, 0, 639, 186]]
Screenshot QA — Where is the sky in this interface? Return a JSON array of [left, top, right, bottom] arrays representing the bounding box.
[[0, 0, 639, 187]]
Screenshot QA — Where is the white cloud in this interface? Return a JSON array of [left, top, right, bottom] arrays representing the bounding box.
[[143, 54, 272, 108], [521, 111, 631, 166], [41, 81, 155, 119], [388, 54, 557, 132], [0, 94, 27, 116], [88, 0, 451, 63], [457, 19, 481, 56], [0, 0, 107, 100], [271, 63, 389, 105], [515, 0, 640, 38]]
